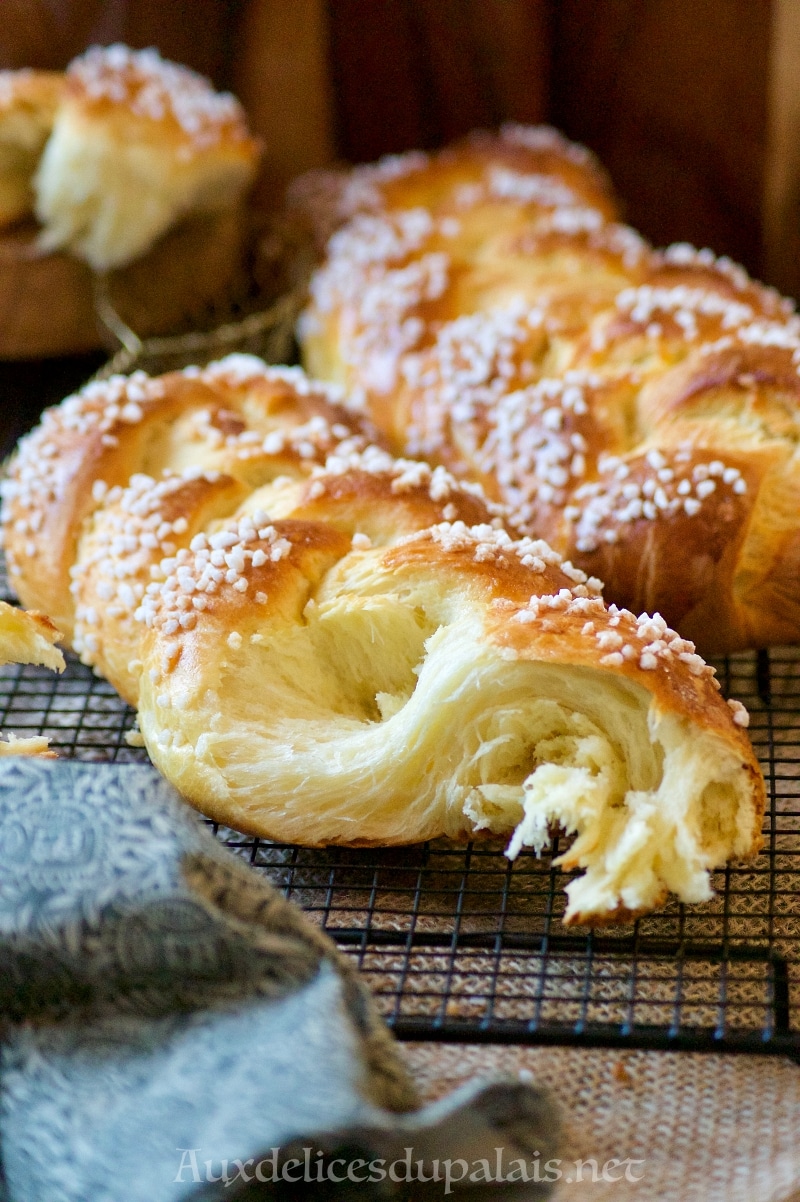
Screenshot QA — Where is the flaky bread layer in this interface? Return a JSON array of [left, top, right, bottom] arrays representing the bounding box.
[[136, 513, 762, 926], [0, 601, 63, 673]]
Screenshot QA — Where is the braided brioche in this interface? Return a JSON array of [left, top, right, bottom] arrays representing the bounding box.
[[2, 356, 764, 924], [294, 125, 800, 653]]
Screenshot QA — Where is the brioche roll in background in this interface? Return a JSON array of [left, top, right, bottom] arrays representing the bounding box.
[[33, 44, 261, 271], [1, 356, 764, 924], [0, 46, 263, 357]]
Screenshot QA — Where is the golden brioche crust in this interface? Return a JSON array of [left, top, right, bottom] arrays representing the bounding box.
[[289, 124, 618, 246], [64, 45, 255, 154], [1, 358, 379, 639], [1, 357, 765, 924], [297, 129, 800, 653]]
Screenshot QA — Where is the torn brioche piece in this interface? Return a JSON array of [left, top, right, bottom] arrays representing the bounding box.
[[134, 503, 763, 926], [34, 44, 261, 270], [0, 601, 64, 757]]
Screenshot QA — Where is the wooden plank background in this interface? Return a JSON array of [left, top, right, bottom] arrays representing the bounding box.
[[763, 0, 800, 295], [2, 0, 800, 293]]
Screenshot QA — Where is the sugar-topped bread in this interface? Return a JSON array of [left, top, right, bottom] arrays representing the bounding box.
[[2, 356, 764, 924], [295, 127, 800, 653], [33, 44, 261, 270]]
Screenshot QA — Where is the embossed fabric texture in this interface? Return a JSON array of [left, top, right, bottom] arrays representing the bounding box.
[[0, 760, 560, 1201]]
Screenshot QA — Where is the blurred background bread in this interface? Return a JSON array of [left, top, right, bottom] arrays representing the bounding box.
[[34, 44, 260, 270], [0, 43, 261, 361], [1, 1, 797, 288], [292, 130, 800, 654], [2, 1, 800, 444]]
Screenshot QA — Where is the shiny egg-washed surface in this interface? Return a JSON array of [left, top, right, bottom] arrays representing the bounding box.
[[0, 357, 762, 925], [296, 125, 800, 654]]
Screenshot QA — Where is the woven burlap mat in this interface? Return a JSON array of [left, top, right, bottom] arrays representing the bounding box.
[[403, 1043, 800, 1201]]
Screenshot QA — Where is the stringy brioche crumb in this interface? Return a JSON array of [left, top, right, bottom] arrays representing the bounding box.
[[0, 733, 54, 758], [0, 601, 64, 674]]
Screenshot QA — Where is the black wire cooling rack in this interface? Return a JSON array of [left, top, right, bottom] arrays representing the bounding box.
[[1, 564, 798, 1060]]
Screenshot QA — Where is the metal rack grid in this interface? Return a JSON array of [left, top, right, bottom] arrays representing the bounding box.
[[1, 567, 798, 1060]]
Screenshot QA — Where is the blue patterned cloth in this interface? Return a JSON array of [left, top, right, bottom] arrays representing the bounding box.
[[0, 761, 560, 1200]]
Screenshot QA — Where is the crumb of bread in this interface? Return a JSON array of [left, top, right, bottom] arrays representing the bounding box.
[[0, 732, 55, 758], [0, 600, 64, 673], [0, 601, 64, 758]]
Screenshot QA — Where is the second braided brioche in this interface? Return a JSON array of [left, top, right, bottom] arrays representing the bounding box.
[[294, 125, 800, 653]]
